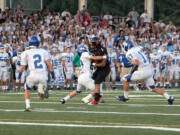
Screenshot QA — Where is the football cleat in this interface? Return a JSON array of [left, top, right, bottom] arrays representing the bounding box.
[[168, 96, 174, 105], [88, 100, 98, 105], [24, 108, 31, 112], [60, 99, 66, 104], [88, 95, 102, 105], [116, 96, 129, 102], [82, 97, 91, 104]]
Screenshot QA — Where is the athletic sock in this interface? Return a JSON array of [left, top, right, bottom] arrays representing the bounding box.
[[163, 92, 170, 99], [64, 95, 70, 101], [25, 99, 30, 109], [124, 91, 129, 99]]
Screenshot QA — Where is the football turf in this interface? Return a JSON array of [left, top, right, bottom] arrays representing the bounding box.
[[0, 88, 180, 135]]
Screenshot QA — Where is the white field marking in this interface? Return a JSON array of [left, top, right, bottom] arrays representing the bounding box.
[[95, 106, 117, 109], [86, 97, 180, 100], [0, 100, 180, 107], [2, 89, 179, 95], [33, 108, 56, 111], [66, 107, 86, 110], [0, 122, 180, 132], [28, 97, 180, 101], [0, 108, 180, 116], [2, 94, 180, 98]]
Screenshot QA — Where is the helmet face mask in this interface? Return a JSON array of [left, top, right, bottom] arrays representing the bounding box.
[[51, 48, 57, 55], [17, 50, 22, 57], [17, 53, 22, 57], [173, 49, 179, 56]]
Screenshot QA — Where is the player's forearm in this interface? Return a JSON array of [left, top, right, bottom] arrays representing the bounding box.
[[94, 59, 106, 67], [19, 65, 25, 73], [90, 56, 106, 61], [46, 60, 54, 72], [152, 61, 156, 68]]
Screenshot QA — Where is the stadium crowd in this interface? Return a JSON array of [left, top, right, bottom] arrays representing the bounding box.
[[0, 5, 180, 92]]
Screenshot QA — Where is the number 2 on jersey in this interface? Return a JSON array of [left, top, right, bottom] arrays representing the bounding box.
[[33, 54, 43, 69]]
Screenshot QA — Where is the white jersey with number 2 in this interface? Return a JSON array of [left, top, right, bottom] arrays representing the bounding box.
[[21, 48, 49, 72]]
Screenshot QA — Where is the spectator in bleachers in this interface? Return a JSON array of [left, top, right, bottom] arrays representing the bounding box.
[[128, 7, 139, 25], [83, 11, 91, 26], [80, 5, 88, 16], [104, 11, 113, 25], [140, 9, 151, 24]]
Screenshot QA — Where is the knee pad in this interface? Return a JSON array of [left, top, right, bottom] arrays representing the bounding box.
[[25, 83, 31, 90]]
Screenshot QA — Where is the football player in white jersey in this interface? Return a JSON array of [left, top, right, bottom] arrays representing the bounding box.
[[61, 46, 106, 104], [150, 48, 161, 86], [12, 50, 26, 91], [50, 48, 63, 89], [62, 46, 75, 90], [169, 49, 180, 87], [116, 46, 174, 105], [0, 44, 10, 92], [107, 46, 117, 89], [159, 46, 171, 88], [18, 36, 55, 111]]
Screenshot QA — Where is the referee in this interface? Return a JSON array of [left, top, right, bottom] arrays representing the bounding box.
[[90, 37, 110, 104]]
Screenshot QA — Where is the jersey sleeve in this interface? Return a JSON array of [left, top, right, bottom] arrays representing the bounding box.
[[21, 52, 27, 66], [44, 50, 50, 61]]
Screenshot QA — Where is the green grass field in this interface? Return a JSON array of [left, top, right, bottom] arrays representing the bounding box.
[[0, 88, 180, 135]]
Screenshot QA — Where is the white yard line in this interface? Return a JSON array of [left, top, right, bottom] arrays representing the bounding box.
[[0, 121, 180, 132], [2, 90, 179, 95], [28, 97, 180, 101], [0, 100, 180, 107], [0, 108, 180, 116], [66, 107, 86, 110]]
